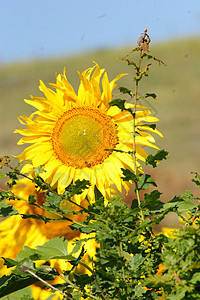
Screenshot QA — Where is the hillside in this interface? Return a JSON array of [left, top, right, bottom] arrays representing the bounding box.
[[1, 38, 200, 221]]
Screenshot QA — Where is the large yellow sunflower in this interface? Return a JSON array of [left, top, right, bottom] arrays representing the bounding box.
[[0, 178, 97, 299], [15, 63, 162, 202]]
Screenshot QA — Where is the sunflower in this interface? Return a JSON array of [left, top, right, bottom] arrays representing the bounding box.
[[0, 178, 97, 299], [15, 63, 162, 203]]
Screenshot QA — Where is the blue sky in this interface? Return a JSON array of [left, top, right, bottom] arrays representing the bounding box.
[[1, 0, 200, 64]]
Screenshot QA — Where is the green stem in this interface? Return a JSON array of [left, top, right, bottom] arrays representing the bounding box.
[[91, 259, 108, 300], [118, 241, 127, 298], [20, 267, 71, 299], [119, 241, 125, 278], [132, 49, 144, 221], [7, 164, 89, 212]]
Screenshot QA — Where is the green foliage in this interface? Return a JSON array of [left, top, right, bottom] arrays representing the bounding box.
[[21, 214, 53, 223], [16, 237, 76, 262], [69, 188, 200, 299], [0, 237, 83, 298], [32, 175, 51, 191], [138, 174, 157, 190], [0, 273, 41, 298], [121, 168, 137, 182], [118, 86, 134, 97], [121, 169, 157, 191], [191, 171, 200, 187], [0, 257, 56, 299], [64, 179, 90, 197], [145, 149, 169, 168], [0, 199, 18, 217], [143, 93, 157, 100], [109, 98, 126, 111], [1, 287, 33, 300]]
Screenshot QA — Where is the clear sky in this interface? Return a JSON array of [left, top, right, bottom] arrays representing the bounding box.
[[1, 0, 200, 64]]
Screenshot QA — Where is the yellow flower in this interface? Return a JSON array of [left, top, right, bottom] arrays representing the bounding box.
[[161, 227, 177, 238], [0, 178, 97, 299], [15, 63, 162, 203]]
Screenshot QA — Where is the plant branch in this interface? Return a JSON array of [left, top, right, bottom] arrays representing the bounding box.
[[91, 259, 108, 300], [132, 35, 145, 221], [19, 266, 71, 299]]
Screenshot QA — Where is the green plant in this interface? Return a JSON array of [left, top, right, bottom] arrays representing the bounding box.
[[0, 29, 200, 300]]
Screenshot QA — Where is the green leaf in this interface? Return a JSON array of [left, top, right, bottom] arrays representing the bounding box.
[[148, 124, 157, 130], [2, 258, 35, 277], [145, 149, 168, 168], [118, 86, 134, 97], [163, 195, 196, 212], [33, 175, 51, 191], [0, 274, 37, 298], [70, 223, 94, 234], [133, 284, 146, 297], [0, 270, 54, 298], [179, 189, 194, 201], [131, 199, 139, 209], [1, 286, 33, 299], [142, 190, 162, 208], [108, 99, 126, 111], [42, 192, 63, 212], [138, 174, 157, 190], [125, 253, 145, 271], [191, 171, 200, 187], [68, 246, 86, 268], [121, 168, 137, 182], [139, 218, 152, 229], [2, 258, 18, 268], [191, 272, 200, 284], [171, 289, 186, 300], [0, 257, 54, 297], [42, 192, 80, 216], [65, 179, 90, 197], [69, 240, 82, 255], [15, 260, 36, 275], [16, 237, 76, 262], [73, 273, 91, 290], [144, 93, 157, 99], [178, 199, 196, 212], [21, 214, 52, 223], [0, 200, 18, 217]]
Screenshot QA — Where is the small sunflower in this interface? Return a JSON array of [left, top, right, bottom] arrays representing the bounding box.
[[0, 178, 97, 299], [15, 63, 162, 202]]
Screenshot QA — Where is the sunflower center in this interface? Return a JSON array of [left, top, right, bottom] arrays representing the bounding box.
[[52, 107, 118, 168]]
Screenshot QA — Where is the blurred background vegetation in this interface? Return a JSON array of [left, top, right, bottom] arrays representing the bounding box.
[[1, 38, 200, 226]]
